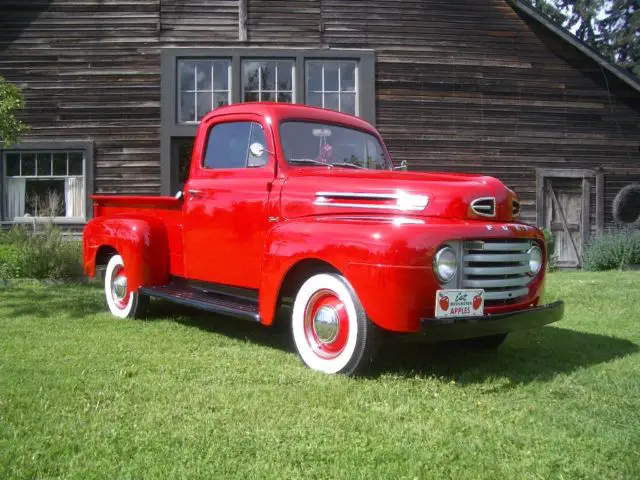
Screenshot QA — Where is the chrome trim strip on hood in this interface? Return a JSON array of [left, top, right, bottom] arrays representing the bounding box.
[[314, 191, 429, 211]]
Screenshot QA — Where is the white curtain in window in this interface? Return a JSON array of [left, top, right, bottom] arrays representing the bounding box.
[[5, 178, 26, 219], [65, 177, 83, 217]]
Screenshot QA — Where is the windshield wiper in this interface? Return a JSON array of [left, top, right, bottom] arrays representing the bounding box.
[[331, 162, 366, 170], [288, 158, 332, 167]]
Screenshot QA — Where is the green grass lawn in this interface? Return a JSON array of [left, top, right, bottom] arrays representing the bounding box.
[[1, 272, 639, 479]]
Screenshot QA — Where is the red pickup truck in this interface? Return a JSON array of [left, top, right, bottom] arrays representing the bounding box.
[[83, 103, 563, 375]]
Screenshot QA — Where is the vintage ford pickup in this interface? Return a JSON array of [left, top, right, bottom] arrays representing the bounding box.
[[83, 103, 564, 375]]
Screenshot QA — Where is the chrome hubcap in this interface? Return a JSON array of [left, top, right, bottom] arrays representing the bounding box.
[[313, 305, 340, 343], [112, 275, 128, 302]]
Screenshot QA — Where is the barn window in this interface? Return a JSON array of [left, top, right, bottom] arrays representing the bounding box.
[[305, 61, 358, 115], [178, 59, 231, 123], [2, 150, 86, 221], [161, 48, 375, 194], [242, 60, 294, 103]]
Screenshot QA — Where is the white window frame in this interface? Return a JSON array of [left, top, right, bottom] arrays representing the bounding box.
[[1, 144, 91, 224], [241, 59, 296, 103], [177, 59, 232, 124], [305, 60, 359, 115]]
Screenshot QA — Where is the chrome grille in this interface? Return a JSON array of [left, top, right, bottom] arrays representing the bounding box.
[[471, 197, 496, 217], [462, 239, 532, 303]]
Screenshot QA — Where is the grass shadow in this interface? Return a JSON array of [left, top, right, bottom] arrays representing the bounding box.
[[372, 326, 639, 385], [0, 281, 105, 319], [147, 300, 638, 384]]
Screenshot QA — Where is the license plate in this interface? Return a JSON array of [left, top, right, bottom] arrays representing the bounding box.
[[435, 289, 484, 318]]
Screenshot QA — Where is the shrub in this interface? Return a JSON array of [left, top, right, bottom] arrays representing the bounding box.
[[542, 228, 555, 265], [0, 224, 83, 280], [0, 244, 22, 279], [582, 229, 640, 271]]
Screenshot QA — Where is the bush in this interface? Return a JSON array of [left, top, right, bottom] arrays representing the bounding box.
[[0, 224, 83, 280], [542, 228, 555, 265], [0, 244, 22, 279], [582, 229, 640, 271]]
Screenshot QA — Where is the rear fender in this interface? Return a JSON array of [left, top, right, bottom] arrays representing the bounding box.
[[83, 216, 170, 292]]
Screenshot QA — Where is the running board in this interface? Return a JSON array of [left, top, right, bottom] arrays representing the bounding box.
[[139, 283, 261, 322]]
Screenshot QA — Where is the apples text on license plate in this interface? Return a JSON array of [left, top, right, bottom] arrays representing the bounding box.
[[435, 289, 484, 318]]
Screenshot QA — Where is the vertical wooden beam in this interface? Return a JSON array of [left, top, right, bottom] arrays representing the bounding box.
[[595, 168, 605, 236], [239, 0, 247, 41], [535, 170, 545, 227], [581, 177, 591, 253]]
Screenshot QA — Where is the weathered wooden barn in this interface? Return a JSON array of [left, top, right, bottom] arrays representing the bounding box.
[[1, 0, 639, 266]]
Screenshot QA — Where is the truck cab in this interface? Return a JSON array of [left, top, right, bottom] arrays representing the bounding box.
[[83, 103, 564, 375]]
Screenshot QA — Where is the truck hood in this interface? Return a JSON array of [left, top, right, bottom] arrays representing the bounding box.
[[280, 168, 518, 221]]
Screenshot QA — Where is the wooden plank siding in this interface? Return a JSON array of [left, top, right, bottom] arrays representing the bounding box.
[[0, 0, 639, 231]]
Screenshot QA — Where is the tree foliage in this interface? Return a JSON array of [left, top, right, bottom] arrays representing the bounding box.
[[0, 75, 28, 146], [526, 0, 640, 77]]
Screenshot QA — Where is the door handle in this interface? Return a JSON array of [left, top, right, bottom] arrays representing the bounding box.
[[188, 189, 203, 199]]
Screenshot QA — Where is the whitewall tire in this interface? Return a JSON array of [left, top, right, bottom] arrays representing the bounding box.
[[291, 273, 378, 375], [104, 254, 149, 319]]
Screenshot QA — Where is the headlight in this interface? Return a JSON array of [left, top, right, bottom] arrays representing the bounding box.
[[434, 246, 457, 283], [528, 245, 543, 276]]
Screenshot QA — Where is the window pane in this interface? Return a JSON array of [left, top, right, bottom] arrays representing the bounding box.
[[324, 93, 339, 111], [6, 153, 20, 176], [22, 153, 35, 176], [213, 61, 229, 91], [277, 92, 292, 103], [248, 123, 268, 168], [53, 153, 67, 175], [36, 153, 52, 176], [197, 92, 212, 120], [324, 63, 339, 91], [341, 93, 356, 115], [244, 91, 259, 102], [214, 92, 229, 108], [261, 91, 276, 102], [261, 62, 276, 91], [340, 63, 356, 92], [195, 61, 213, 90], [180, 92, 196, 123], [25, 179, 66, 217], [203, 122, 252, 169], [243, 61, 261, 91], [178, 61, 195, 91], [68, 153, 83, 175], [307, 62, 322, 92], [306, 92, 323, 108], [277, 61, 293, 91]]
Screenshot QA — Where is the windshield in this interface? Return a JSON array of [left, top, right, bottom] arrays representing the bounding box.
[[279, 121, 391, 170]]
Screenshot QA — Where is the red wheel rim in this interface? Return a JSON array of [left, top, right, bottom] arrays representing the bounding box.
[[111, 265, 130, 309], [303, 289, 349, 359]]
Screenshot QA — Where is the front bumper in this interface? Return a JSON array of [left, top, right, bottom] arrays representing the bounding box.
[[419, 300, 564, 342]]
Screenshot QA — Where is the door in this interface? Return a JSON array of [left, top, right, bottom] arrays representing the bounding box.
[[544, 178, 585, 267], [183, 117, 276, 288]]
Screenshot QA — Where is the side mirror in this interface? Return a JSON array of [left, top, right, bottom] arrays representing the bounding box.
[[393, 160, 408, 171], [249, 142, 266, 158]]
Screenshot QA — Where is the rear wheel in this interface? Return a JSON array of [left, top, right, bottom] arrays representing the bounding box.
[[104, 254, 149, 319], [291, 273, 378, 375]]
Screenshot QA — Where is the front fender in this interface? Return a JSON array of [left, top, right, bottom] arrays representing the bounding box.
[[258, 216, 437, 329], [82, 216, 170, 292]]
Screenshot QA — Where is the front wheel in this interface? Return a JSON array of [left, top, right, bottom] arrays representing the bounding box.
[[291, 273, 378, 375], [104, 254, 149, 319]]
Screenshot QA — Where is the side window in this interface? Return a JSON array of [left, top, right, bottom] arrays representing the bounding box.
[[203, 121, 268, 169], [248, 123, 268, 167], [203, 122, 251, 169]]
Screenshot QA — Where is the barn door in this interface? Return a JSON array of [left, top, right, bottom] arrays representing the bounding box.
[[544, 178, 586, 267], [536, 169, 604, 269]]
